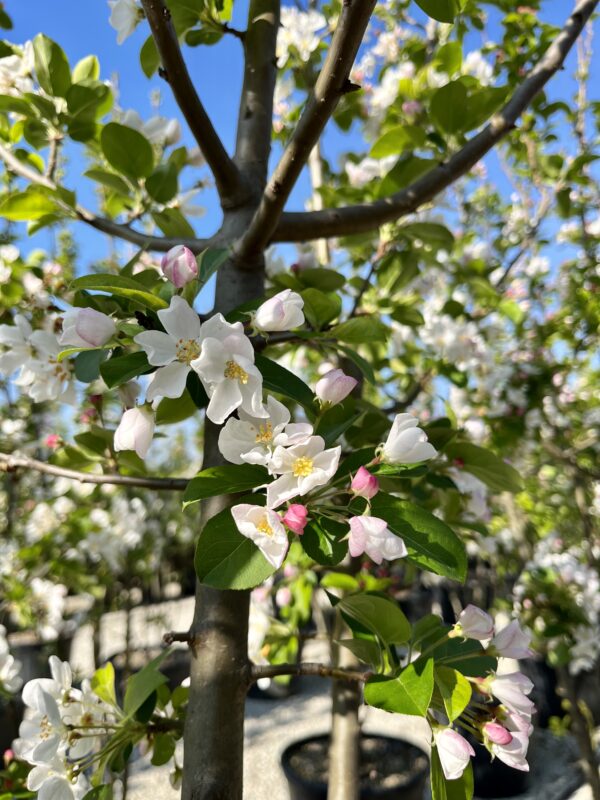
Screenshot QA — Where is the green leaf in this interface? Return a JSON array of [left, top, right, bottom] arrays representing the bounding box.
[[0, 188, 60, 221], [101, 122, 154, 180], [72, 54, 100, 82], [336, 344, 376, 384], [152, 208, 196, 238], [33, 34, 71, 97], [339, 594, 411, 646], [66, 82, 111, 120], [255, 354, 315, 411], [0, 94, 35, 116], [371, 494, 467, 582], [74, 349, 109, 383], [302, 516, 347, 566], [140, 35, 160, 78], [197, 247, 230, 287], [461, 86, 508, 131], [152, 733, 176, 767], [183, 464, 268, 508], [413, 0, 465, 23], [301, 287, 341, 329], [194, 504, 276, 590], [400, 222, 455, 249], [297, 268, 345, 291], [315, 402, 361, 447], [365, 658, 434, 716], [71, 273, 168, 311], [146, 163, 178, 204], [84, 168, 132, 196], [434, 666, 472, 721], [91, 662, 117, 707], [338, 638, 382, 668], [123, 651, 170, 717], [431, 80, 469, 134], [444, 442, 523, 493], [431, 748, 474, 800], [436, 41, 462, 75], [156, 389, 199, 424], [82, 788, 113, 800], [370, 126, 424, 158], [330, 317, 389, 345], [100, 351, 153, 388]]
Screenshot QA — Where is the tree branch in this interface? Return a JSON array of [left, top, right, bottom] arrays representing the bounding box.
[[249, 661, 370, 684], [236, 0, 377, 259], [0, 142, 217, 253], [272, 0, 599, 243], [0, 452, 189, 491], [140, 0, 246, 206], [234, 0, 280, 187]]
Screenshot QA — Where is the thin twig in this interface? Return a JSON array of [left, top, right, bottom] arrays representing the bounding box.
[[0, 452, 189, 491], [0, 141, 216, 253], [163, 631, 195, 644], [140, 0, 245, 206], [249, 661, 370, 684], [272, 0, 599, 243]]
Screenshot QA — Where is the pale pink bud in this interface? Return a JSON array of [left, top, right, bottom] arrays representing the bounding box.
[[254, 289, 305, 331], [350, 466, 379, 499], [59, 307, 116, 348], [315, 369, 358, 406], [114, 406, 155, 459], [434, 729, 475, 780], [453, 604, 494, 641], [483, 722, 513, 745], [283, 504, 308, 535], [402, 100, 422, 116], [45, 434, 61, 449], [161, 245, 198, 288]]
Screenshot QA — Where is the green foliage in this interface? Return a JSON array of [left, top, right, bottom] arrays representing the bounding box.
[[444, 442, 523, 493], [431, 749, 474, 800], [71, 273, 168, 311], [100, 123, 154, 180], [183, 464, 268, 508], [123, 651, 170, 717], [365, 658, 434, 716], [194, 504, 276, 589]]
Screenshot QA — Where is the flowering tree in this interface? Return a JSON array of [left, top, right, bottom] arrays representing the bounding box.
[[0, 1, 598, 799]]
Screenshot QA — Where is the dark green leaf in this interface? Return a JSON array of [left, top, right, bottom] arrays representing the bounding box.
[[101, 122, 154, 180], [255, 354, 315, 411], [183, 464, 268, 508], [431, 81, 469, 133], [84, 168, 132, 196], [302, 516, 347, 566], [74, 349, 109, 383], [152, 208, 196, 238], [100, 351, 153, 388], [71, 273, 168, 311], [298, 268, 345, 291], [146, 163, 179, 204], [140, 35, 160, 78], [123, 651, 170, 717], [152, 734, 176, 767], [197, 247, 230, 286], [33, 34, 71, 97], [301, 287, 341, 329], [156, 389, 199, 424], [331, 317, 389, 345], [444, 442, 523, 493], [371, 493, 467, 582], [339, 594, 411, 645], [194, 504, 276, 590], [413, 0, 465, 23]]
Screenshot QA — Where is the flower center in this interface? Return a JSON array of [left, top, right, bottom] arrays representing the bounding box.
[[256, 516, 273, 536], [224, 360, 249, 384], [255, 421, 273, 444], [40, 715, 52, 740], [176, 338, 201, 364], [292, 456, 313, 477]]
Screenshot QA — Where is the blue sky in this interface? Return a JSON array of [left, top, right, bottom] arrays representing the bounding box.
[[4, 0, 598, 278]]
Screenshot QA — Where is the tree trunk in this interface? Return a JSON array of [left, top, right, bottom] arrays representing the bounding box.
[[181, 254, 265, 800]]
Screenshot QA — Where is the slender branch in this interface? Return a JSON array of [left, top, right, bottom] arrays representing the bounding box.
[[140, 0, 245, 206], [45, 138, 60, 180], [349, 260, 377, 318], [0, 452, 189, 491], [163, 630, 195, 644], [0, 142, 217, 253], [236, 0, 377, 259], [249, 661, 370, 684], [272, 0, 599, 243]]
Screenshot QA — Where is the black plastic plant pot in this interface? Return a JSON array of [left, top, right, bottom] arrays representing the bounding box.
[[281, 734, 429, 800], [472, 749, 529, 798]]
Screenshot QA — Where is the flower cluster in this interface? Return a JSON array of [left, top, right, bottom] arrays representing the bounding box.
[[433, 606, 534, 779], [0, 625, 22, 695], [13, 657, 115, 800]]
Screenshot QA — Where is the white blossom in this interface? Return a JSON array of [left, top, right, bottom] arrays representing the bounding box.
[[59, 308, 116, 349], [114, 406, 155, 458], [277, 7, 326, 64], [348, 515, 407, 564], [266, 436, 341, 509], [108, 0, 142, 44], [380, 413, 437, 464], [231, 504, 289, 568]]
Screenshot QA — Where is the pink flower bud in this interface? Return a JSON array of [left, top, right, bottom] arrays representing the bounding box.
[[402, 100, 422, 117], [350, 466, 379, 499], [161, 245, 198, 288], [315, 369, 357, 406], [59, 307, 116, 348], [283, 504, 308, 535], [45, 434, 61, 449], [483, 722, 513, 746], [276, 587, 292, 607]]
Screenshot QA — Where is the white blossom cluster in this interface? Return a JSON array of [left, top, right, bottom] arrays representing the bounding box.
[[13, 656, 115, 800]]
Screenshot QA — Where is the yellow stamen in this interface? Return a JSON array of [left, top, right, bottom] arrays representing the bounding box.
[[292, 456, 314, 477], [257, 516, 273, 536], [224, 359, 249, 384], [176, 338, 201, 364], [255, 421, 273, 444]]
